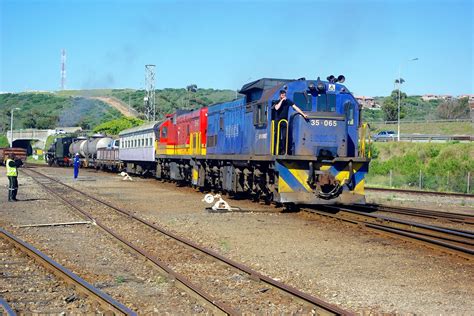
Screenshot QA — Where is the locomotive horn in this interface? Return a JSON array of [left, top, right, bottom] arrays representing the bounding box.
[[337, 75, 345, 83], [326, 75, 336, 83]]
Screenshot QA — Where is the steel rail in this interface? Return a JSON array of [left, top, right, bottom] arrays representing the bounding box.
[[365, 187, 474, 198], [306, 206, 474, 260], [0, 228, 136, 315], [331, 208, 474, 239], [361, 204, 474, 224], [348, 204, 474, 223], [23, 167, 351, 316], [0, 298, 16, 316], [23, 169, 236, 315]]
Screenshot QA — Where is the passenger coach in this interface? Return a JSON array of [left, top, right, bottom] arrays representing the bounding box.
[[119, 121, 161, 176]]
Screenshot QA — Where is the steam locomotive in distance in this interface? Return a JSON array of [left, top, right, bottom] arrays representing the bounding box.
[[48, 77, 371, 205]]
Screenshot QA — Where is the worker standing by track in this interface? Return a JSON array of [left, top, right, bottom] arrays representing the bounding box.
[[73, 153, 80, 179], [6, 153, 22, 202]]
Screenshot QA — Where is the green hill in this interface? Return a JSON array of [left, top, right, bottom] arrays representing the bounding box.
[[0, 88, 237, 134], [0, 92, 122, 133], [58, 88, 237, 119]]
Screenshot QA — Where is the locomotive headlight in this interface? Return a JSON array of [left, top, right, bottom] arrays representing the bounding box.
[[317, 81, 325, 92], [308, 82, 316, 90]]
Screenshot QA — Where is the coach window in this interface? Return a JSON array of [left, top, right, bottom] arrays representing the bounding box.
[[149, 138, 153, 146]]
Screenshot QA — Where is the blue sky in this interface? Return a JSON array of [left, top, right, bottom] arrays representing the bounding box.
[[1, 0, 472, 96]]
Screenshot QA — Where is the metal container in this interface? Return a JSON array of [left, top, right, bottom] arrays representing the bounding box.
[[70, 138, 87, 157], [84, 137, 112, 158], [95, 137, 114, 150], [79, 140, 89, 157]]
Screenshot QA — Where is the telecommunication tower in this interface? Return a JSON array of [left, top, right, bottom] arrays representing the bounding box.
[[60, 49, 66, 90], [144, 65, 156, 121]]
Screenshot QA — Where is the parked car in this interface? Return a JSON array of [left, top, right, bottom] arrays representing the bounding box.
[[373, 130, 397, 142]]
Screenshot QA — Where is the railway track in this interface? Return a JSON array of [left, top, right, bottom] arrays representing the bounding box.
[[366, 186, 474, 198], [22, 167, 350, 315], [0, 228, 134, 315], [306, 205, 474, 260], [346, 204, 474, 226]]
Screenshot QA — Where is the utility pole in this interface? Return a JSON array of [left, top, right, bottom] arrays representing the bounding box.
[[144, 65, 156, 121], [60, 49, 66, 90], [396, 57, 419, 141], [10, 107, 20, 147]]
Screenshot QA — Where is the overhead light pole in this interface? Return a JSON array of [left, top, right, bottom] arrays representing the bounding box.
[[397, 57, 418, 141], [10, 107, 20, 147]]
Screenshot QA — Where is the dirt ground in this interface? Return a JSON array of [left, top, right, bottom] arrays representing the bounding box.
[[1, 165, 473, 314]]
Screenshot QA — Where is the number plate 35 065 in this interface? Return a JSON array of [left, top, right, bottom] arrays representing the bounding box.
[[310, 119, 338, 127]]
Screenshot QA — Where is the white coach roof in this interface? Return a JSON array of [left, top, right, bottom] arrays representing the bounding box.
[[119, 121, 161, 136]]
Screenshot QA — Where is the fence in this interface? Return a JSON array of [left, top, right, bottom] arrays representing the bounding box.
[[366, 170, 473, 194], [367, 118, 472, 125]]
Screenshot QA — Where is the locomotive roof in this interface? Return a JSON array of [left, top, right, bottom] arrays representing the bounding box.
[[119, 121, 161, 136], [238, 78, 293, 94]]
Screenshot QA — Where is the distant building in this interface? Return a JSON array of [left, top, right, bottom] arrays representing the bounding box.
[[355, 96, 380, 109], [421, 94, 455, 101], [54, 126, 82, 134], [458, 94, 474, 102], [421, 94, 437, 101]]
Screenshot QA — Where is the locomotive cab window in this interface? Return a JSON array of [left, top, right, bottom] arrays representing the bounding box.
[[345, 101, 354, 125], [253, 102, 267, 127], [161, 127, 168, 138], [317, 94, 336, 112], [219, 115, 224, 131], [293, 92, 311, 111]]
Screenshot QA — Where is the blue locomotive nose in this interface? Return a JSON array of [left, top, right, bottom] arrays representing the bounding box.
[[290, 114, 347, 158]]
